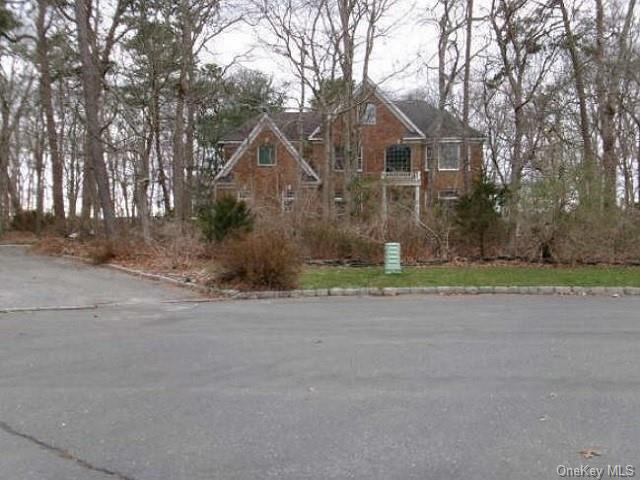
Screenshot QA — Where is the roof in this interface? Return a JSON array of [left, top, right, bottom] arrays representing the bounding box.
[[218, 100, 484, 144], [214, 114, 321, 184], [220, 111, 322, 143], [394, 100, 484, 139]]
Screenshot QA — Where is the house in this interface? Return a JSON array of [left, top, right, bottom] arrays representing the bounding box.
[[215, 80, 484, 217]]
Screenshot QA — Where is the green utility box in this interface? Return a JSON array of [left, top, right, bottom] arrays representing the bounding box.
[[384, 242, 402, 274]]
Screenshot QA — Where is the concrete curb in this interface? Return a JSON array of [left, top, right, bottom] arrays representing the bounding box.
[[105, 263, 213, 295], [26, 247, 640, 301], [101, 264, 240, 299], [54, 253, 231, 298], [231, 285, 640, 300]]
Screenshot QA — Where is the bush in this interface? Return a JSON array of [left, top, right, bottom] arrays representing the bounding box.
[[454, 178, 507, 258], [197, 196, 253, 243], [216, 229, 301, 290], [88, 240, 116, 265], [10, 210, 56, 233], [299, 221, 381, 263]]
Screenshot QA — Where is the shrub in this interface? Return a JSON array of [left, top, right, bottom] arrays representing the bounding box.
[[88, 240, 116, 265], [299, 221, 381, 263], [197, 196, 254, 243], [10, 210, 56, 233], [217, 229, 301, 290], [454, 178, 507, 258]]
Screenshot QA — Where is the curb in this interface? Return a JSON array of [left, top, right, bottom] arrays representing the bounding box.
[[105, 263, 214, 295], [231, 285, 640, 300], [55, 253, 231, 298], [27, 247, 640, 301]]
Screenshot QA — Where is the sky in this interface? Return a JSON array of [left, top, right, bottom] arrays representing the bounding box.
[[211, 1, 445, 107]]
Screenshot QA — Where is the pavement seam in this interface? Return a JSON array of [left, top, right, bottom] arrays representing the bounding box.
[[0, 420, 137, 480], [0, 299, 219, 314], [0, 305, 98, 314]]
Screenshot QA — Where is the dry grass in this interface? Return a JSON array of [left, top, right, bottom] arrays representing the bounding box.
[[0, 230, 39, 245], [30, 221, 211, 284]]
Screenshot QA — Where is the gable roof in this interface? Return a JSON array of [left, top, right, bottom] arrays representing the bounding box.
[[218, 81, 484, 144], [354, 78, 426, 139], [219, 111, 322, 143], [394, 100, 484, 139], [214, 114, 321, 184]]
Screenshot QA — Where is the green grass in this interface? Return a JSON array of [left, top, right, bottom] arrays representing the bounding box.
[[300, 265, 640, 289]]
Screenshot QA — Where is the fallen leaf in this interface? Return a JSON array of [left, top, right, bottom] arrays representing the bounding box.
[[579, 448, 602, 459]]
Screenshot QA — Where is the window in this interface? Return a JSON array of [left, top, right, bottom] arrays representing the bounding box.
[[281, 186, 295, 212], [258, 144, 276, 166], [425, 145, 434, 171], [334, 145, 363, 172], [361, 103, 376, 125], [438, 189, 459, 210], [237, 188, 252, 202], [334, 145, 345, 171], [385, 145, 411, 172], [439, 143, 460, 170], [334, 195, 345, 216]]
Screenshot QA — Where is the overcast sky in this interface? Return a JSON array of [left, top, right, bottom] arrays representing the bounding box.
[[211, 1, 449, 106]]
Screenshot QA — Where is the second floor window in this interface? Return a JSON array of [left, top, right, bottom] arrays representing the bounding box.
[[385, 145, 411, 172], [258, 144, 276, 166], [361, 103, 377, 125], [439, 143, 460, 170]]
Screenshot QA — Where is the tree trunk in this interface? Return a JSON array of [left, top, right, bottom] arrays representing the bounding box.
[[461, 0, 473, 193], [558, 0, 597, 202], [338, 0, 355, 218], [172, 0, 193, 225], [185, 94, 195, 218], [74, 0, 116, 237], [151, 78, 171, 214], [322, 113, 334, 219], [135, 137, 152, 242], [34, 126, 45, 236], [36, 0, 65, 226]]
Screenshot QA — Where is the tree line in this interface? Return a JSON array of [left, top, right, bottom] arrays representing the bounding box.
[[0, 0, 638, 258]]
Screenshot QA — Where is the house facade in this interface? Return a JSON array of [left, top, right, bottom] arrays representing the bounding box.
[[215, 81, 484, 217]]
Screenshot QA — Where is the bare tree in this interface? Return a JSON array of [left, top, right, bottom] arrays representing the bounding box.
[[73, 0, 130, 237], [36, 0, 65, 226]]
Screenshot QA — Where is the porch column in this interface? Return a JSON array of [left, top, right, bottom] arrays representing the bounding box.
[[414, 184, 420, 221], [382, 183, 387, 220]]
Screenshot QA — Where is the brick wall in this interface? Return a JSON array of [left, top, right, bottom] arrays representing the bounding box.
[[217, 98, 484, 211], [216, 127, 311, 208]]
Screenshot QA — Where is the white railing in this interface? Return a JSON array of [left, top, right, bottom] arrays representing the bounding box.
[[380, 171, 421, 183]]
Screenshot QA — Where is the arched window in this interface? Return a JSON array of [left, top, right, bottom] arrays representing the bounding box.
[[385, 145, 411, 172], [361, 103, 377, 125]]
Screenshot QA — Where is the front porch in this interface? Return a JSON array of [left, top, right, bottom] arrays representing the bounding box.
[[380, 171, 421, 220]]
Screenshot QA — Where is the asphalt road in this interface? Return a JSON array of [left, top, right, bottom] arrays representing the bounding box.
[[1, 246, 639, 479]]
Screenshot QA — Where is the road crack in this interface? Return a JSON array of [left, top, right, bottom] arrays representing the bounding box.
[[0, 420, 136, 480]]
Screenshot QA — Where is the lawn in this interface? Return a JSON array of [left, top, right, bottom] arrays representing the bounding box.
[[300, 265, 640, 289]]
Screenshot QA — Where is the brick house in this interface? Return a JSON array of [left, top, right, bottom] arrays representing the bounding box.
[[215, 80, 484, 217]]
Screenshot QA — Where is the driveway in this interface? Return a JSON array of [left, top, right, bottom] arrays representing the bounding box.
[[0, 246, 196, 309], [0, 246, 638, 479]]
